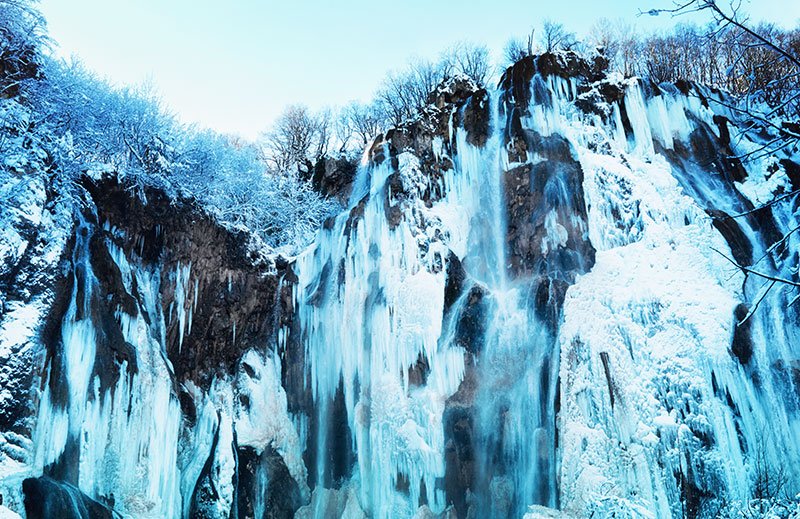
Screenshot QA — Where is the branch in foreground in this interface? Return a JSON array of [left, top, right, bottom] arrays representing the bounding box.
[[711, 246, 800, 287]]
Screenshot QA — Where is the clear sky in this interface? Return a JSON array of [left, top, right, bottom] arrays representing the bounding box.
[[38, 0, 800, 140]]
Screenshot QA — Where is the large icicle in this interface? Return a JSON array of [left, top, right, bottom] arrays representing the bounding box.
[[295, 149, 467, 517]]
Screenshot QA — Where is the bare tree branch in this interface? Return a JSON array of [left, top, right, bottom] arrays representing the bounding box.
[[711, 246, 800, 288]]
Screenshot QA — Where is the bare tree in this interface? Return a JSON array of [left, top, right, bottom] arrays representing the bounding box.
[[262, 104, 331, 174], [503, 29, 540, 67], [638, 24, 707, 83], [376, 57, 450, 126], [589, 19, 641, 77], [540, 20, 579, 52], [313, 107, 332, 161], [444, 41, 491, 85], [503, 36, 529, 66], [342, 101, 382, 148], [645, 0, 800, 116], [644, 1, 800, 308]]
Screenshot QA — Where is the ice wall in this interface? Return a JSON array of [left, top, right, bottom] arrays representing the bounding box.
[[27, 211, 305, 518], [292, 73, 595, 517], [292, 58, 800, 518], [12, 52, 800, 519], [32, 218, 183, 516], [553, 77, 800, 516], [292, 149, 466, 517]]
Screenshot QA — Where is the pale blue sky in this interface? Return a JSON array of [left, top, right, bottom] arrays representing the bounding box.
[[38, 0, 800, 140]]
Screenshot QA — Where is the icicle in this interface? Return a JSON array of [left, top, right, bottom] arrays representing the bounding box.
[[174, 261, 192, 353], [33, 219, 184, 517], [294, 144, 467, 517], [623, 80, 655, 157]]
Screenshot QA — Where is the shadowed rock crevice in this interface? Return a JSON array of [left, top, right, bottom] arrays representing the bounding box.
[[22, 476, 114, 519], [502, 129, 596, 280], [236, 446, 304, 519]]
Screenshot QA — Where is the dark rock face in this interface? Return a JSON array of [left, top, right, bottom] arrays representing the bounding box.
[[237, 446, 304, 519], [575, 79, 626, 121], [444, 251, 467, 312], [781, 158, 800, 191], [443, 357, 479, 517], [384, 172, 408, 229], [443, 252, 490, 356], [502, 130, 595, 281], [688, 123, 748, 184], [731, 303, 754, 366], [22, 477, 114, 519], [657, 108, 787, 270], [82, 176, 281, 390], [448, 285, 489, 356], [500, 52, 608, 112], [312, 157, 358, 204], [85, 228, 139, 391], [708, 210, 754, 267], [499, 56, 597, 283], [443, 395, 475, 517], [454, 88, 491, 147]]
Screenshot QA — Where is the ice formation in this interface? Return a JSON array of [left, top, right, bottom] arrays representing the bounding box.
[[289, 61, 800, 517], [1, 53, 798, 518]]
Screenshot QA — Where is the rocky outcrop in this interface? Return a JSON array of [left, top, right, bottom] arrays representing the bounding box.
[[311, 157, 358, 204], [499, 54, 597, 281], [369, 76, 487, 205], [500, 51, 608, 112], [22, 477, 113, 519], [81, 175, 282, 389], [502, 131, 595, 280]]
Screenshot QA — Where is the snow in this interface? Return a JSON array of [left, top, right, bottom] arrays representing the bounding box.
[[558, 237, 741, 514], [296, 485, 367, 519], [0, 301, 41, 360], [549, 75, 800, 516], [734, 153, 792, 207], [0, 506, 21, 519], [523, 505, 579, 518], [0, 172, 46, 283]]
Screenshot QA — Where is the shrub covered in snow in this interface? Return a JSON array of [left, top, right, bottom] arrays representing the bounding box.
[[0, 0, 337, 255]]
